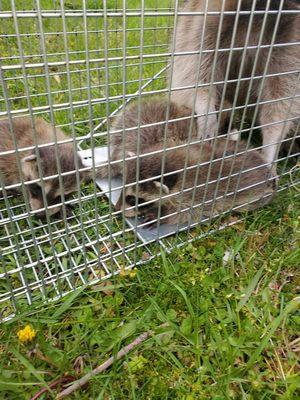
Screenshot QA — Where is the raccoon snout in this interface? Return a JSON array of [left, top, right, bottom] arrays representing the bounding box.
[[123, 207, 138, 218], [34, 210, 46, 219], [33, 206, 62, 219]]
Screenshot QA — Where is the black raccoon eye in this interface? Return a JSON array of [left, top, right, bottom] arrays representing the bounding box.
[[125, 195, 146, 206], [29, 183, 42, 198], [125, 195, 136, 206]]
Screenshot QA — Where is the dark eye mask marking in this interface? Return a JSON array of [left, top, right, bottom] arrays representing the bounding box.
[[28, 183, 42, 198], [125, 195, 146, 207]]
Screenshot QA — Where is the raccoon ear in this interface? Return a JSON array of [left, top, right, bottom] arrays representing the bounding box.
[[22, 154, 37, 163], [21, 154, 38, 179], [127, 151, 136, 158], [77, 157, 93, 183], [154, 180, 170, 194]]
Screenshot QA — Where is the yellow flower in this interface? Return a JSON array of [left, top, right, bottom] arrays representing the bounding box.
[[119, 266, 138, 278], [190, 277, 196, 286], [128, 268, 138, 278], [17, 324, 36, 343], [119, 265, 126, 277]]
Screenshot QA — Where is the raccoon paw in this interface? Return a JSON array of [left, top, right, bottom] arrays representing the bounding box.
[[229, 129, 241, 142], [266, 165, 279, 190], [197, 113, 217, 139], [65, 205, 74, 218], [139, 208, 159, 229]]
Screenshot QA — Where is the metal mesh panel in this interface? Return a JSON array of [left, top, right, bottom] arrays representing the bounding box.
[[0, 0, 299, 321]]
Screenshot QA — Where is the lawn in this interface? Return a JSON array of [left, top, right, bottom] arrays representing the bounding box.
[[0, 1, 299, 399]]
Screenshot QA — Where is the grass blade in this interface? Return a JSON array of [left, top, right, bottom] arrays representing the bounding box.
[[246, 297, 300, 368], [169, 281, 195, 318], [52, 287, 85, 319], [237, 267, 264, 312], [10, 348, 51, 394]]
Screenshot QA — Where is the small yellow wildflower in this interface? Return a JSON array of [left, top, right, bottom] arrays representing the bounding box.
[[128, 268, 138, 278], [119, 265, 126, 277], [190, 276, 196, 286], [119, 266, 138, 278], [17, 324, 36, 343], [199, 271, 206, 281]]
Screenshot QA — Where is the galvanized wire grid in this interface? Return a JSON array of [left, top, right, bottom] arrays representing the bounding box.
[[0, 1, 299, 321]]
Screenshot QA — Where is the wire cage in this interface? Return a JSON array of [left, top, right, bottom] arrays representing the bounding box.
[[0, 0, 299, 322]]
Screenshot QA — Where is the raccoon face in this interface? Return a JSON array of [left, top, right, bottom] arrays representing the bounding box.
[[121, 180, 168, 219], [26, 181, 75, 217], [21, 146, 86, 217], [117, 151, 180, 225]]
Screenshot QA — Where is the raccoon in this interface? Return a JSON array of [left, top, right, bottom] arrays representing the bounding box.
[[98, 99, 275, 226], [116, 138, 276, 227], [170, 0, 300, 166], [0, 117, 89, 217]]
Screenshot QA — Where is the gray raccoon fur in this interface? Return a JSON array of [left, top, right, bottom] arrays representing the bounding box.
[[118, 138, 276, 226], [170, 0, 300, 165], [0, 117, 89, 217], [99, 98, 198, 177]]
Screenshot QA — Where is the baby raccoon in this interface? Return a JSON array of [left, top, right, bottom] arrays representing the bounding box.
[[117, 139, 276, 227], [98, 98, 275, 226], [0, 117, 89, 217]]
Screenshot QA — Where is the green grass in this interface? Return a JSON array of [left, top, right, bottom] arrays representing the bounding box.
[[0, 1, 300, 399], [0, 190, 299, 399]]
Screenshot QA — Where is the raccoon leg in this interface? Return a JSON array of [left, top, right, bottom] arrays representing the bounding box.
[[259, 76, 298, 167], [194, 87, 218, 139], [260, 108, 293, 168], [141, 205, 182, 227], [95, 163, 110, 179], [160, 212, 183, 226], [161, 203, 222, 226], [171, 86, 218, 139]]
